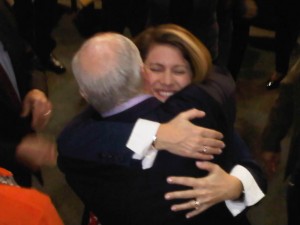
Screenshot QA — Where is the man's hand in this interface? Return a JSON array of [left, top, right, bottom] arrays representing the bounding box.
[[260, 151, 280, 178], [164, 161, 243, 219], [155, 109, 225, 160], [20, 89, 52, 131], [16, 134, 57, 171]]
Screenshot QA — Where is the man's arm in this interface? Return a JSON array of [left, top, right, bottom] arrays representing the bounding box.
[[261, 83, 294, 177]]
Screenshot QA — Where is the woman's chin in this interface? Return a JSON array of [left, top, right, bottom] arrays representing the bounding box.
[[155, 94, 169, 102]]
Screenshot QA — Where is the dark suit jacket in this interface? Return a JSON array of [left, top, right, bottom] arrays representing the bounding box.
[[0, 1, 44, 186], [149, 0, 218, 59], [58, 67, 266, 225]]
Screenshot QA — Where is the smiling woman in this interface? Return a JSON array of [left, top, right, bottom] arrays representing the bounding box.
[[132, 24, 266, 219], [143, 44, 192, 102], [134, 24, 212, 102]]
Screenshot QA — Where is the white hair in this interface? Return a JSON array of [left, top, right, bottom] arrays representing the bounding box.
[[72, 33, 143, 113]]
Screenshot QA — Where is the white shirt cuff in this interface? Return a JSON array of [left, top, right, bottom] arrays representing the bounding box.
[[225, 165, 265, 216], [126, 119, 160, 169]]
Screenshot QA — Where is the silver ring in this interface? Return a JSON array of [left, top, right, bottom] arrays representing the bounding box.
[[202, 146, 208, 153], [193, 200, 201, 209], [43, 110, 52, 116]]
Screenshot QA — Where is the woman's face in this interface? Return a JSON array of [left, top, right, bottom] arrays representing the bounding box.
[[143, 44, 192, 102]]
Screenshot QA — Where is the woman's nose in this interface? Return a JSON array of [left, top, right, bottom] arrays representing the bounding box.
[[161, 70, 173, 85]]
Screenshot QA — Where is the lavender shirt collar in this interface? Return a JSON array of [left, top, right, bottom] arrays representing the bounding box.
[[101, 94, 153, 117]]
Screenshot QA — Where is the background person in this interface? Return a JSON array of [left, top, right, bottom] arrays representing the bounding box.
[[261, 58, 300, 225], [265, 0, 300, 89], [0, 0, 57, 187], [148, 0, 219, 61], [12, 0, 66, 74]]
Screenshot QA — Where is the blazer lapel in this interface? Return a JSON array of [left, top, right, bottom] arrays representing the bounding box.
[[0, 63, 21, 111]]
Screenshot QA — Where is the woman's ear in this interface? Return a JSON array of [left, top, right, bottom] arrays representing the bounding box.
[[79, 89, 88, 101], [141, 64, 147, 79], [141, 65, 150, 93]]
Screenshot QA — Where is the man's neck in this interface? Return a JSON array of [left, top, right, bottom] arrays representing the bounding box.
[[101, 93, 153, 117]]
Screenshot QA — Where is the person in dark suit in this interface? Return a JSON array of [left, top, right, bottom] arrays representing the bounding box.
[[101, 0, 149, 36], [12, 0, 66, 74], [0, 0, 57, 187], [148, 0, 219, 60], [265, 0, 300, 89], [58, 32, 266, 225], [261, 58, 300, 225]]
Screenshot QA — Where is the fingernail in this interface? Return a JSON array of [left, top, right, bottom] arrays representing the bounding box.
[[196, 161, 204, 166], [171, 206, 177, 211], [167, 177, 173, 183], [165, 194, 170, 199], [186, 214, 191, 219]]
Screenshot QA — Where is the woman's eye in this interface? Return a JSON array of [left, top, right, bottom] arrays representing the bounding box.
[[150, 67, 164, 73], [173, 70, 187, 75]]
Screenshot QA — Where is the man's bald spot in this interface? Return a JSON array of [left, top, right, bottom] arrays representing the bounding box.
[[76, 34, 120, 79]]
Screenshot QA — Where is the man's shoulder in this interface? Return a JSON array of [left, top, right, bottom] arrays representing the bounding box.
[[57, 106, 100, 151]]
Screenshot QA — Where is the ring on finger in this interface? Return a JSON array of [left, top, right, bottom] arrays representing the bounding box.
[[202, 146, 208, 153], [192, 199, 201, 209]]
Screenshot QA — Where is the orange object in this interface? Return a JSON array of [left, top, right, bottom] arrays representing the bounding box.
[[0, 181, 64, 225], [0, 167, 13, 177]]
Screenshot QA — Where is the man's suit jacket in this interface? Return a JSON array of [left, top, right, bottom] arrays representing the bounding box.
[[0, 1, 42, 186], [58, 67, 266, 225]]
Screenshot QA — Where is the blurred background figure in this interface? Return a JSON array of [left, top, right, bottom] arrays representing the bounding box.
[[101, 0, 149, 36], [148, 0, 219, 61], [73, 0, 149, 38], [12, 0, 66, 74], [148, 0, 259, 76], [265, 0, 300, 89], [0, 0, 57, 187], [223, 0, 258, 80], [260, 59, 300, 225]]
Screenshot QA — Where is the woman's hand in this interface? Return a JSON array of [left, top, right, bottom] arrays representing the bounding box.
[[156, 109, 225, 160], [165, 161, 243, 219]]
